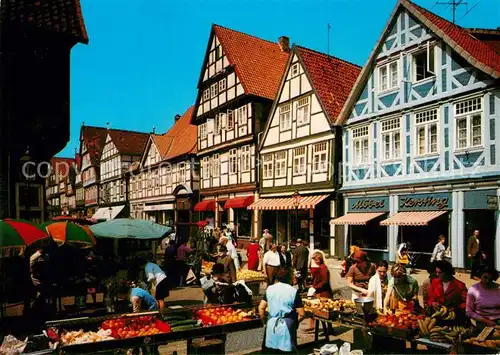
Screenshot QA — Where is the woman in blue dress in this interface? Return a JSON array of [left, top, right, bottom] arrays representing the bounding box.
[[258, 268, 305, 353]]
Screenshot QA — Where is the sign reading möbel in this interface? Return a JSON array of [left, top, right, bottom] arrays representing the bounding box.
[[399, 192, 452, 211], [348, 196, 389, 212]]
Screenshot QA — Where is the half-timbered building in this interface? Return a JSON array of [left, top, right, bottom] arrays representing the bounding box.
[[93, 128, 149, 220], [193, 25, 289, 239], [45, 157, 75, 219], [129, 106, 199, 240], [253, 46, 361, 253], [333, 0, 500, 268], [80, 126, 107, 217]]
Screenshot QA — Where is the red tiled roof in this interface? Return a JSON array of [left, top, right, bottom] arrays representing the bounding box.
[[465, 28, 500, 55], [74, 153, 81, 169], [152, 106, 197, 160], [213, 25, 289, 100], [296, 46, 361, 124], [107, 129, 149, 156], [81, 126, 107, 166], [404, 0, 500, 78], [1, 0, 88, 44], [50, 157, 75, 177]]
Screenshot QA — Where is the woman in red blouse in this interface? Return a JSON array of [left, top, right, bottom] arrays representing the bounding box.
[[246, 238, 260, 271], [428, 260, 467, 310], [310, 252, 332, 298]]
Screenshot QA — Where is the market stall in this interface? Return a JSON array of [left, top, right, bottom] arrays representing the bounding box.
[[16, 304, 261, 354]]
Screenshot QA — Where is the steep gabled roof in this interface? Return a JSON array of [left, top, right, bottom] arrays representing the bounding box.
[[296, 46, 361, 125], [151, 106, 197, 161], [465, 28, 500, 55], [50, 157, 75, 177], [1, 0, 89, 44], [107, 129, 149, 156], [336, 0, 500, 126], [80, 126, 107, 166], [211, 24, 289, 100]]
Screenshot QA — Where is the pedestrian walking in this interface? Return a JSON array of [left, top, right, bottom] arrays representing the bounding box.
[[176, 241, 192, 287], [279, 244, 293, 284], [246, 238, 260, 271], [467, 230, 486, 280], [292, 239, 309, 293], [263, 244, 280, 285]]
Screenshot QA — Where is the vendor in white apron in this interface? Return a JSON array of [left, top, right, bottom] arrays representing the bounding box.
[[258, 268, 305, 353]]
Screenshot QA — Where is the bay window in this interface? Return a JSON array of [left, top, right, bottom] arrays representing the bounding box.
[[274, 151, 287, 178], [455, 97, 482, 150], [353, 126, 370, 165], [381, 118, 401, 160], [413, 44, 435, 82], [293, 146, 306, 175], [415, 109, 438, 155]]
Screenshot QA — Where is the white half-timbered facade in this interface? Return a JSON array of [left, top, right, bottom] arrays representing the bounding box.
[[193, 24, 289, 239], [254, 45, 361, 254], [334, 0, 500, 268]]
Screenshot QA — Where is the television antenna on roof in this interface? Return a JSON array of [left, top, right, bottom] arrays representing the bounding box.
[[434, 0, 479, 24]]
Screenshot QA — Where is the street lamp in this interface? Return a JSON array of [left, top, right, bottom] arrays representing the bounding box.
[[292, 190, 300, 240], [108, 206, 113, 220]]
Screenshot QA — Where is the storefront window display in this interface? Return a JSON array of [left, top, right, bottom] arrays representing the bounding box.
[[235, 208, 251, 238]]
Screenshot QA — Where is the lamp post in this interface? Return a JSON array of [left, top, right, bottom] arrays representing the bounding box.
[[292, 190, 300, 241], [108, 206, 113, 220]]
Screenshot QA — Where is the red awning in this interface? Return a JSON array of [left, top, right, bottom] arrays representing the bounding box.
[[193, 200, 216, 212], [224, 196, 254, 209], [248, 195, 329, 210], [330, 212, 385, 225], [379, 211, 448, 226]]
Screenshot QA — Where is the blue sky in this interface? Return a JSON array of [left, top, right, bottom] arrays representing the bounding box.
[[59, 0, 500, 157]]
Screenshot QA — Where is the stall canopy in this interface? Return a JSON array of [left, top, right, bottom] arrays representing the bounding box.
[[248, 195, 328, 210], [193, 200, 216, 212], [379, 211, 447, 226], [224, 196, 254, 209], [89, 218, 171, 239], [330, 212, 385, 225], [91, 205, 125, 220]]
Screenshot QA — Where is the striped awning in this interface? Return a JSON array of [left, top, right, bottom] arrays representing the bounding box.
[[330, 212, 385, 225], [248, 195, 329, 210], [379, 211, 448, 226]]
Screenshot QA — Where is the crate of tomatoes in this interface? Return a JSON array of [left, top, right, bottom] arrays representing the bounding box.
[[101, 315, 171, 339], [369, 311, 424, 339]]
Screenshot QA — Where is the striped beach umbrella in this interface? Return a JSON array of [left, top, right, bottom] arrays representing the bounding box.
[[0, 219, 50, 249], [42, 221, 96, 248]]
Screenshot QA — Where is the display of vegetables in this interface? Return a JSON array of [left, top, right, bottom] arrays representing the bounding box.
[[236, 270, 265, 281], [304, 298, 356, 313], [60, 329, 114, 345], [370, 310, 424, 331], [195, 307, 254, 326], [101, 315, 167, 339]]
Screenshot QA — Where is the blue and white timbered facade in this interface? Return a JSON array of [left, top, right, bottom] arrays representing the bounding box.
[[336, 1, 500, 268]]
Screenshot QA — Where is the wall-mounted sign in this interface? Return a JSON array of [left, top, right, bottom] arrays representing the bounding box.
[[144, 203, 174, 211], [487, 196, 498, 210], [348, 196, 389, 212], [399, 192, 452, 211]]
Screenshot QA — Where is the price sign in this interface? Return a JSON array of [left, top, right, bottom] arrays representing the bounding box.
[[476, 326, 493, 342]]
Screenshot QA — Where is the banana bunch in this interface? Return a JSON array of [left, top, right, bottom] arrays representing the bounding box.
[[426, 325, 472, 343], [418, 317, 437, 336], [430, 306, 456, 320]]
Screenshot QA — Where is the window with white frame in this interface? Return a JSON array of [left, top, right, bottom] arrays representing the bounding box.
[[274, 151, 287, 178], [219, 112, 226, 131], [178, 163, 186, 183], [212, 154, 220, 177], [296, 97, 310, 125], [236, 106, 247, 125], [200, 123, 207, 139], [293, 146, 306, 175], [202, 157, 210, 179], [415, 109, 438, 155], [279, 104, 291, 131], [229, 149, 238, 174], [203, 89, 210, 101], [413, 44, 435, 82], [227, 110, 234, 130], [210, 83, 218, 98], [381, 118, 401, 160], [378, 61, 398, 92], [262, 154, 273, 179], [214, 114, 221, 134], [241, 145, 251, 171], [313, 142, 328, 172], [291, 63, 299, 77], [218, 78, 226, 92], [352, 126, 369, 165], [455, 97, 482, 150]]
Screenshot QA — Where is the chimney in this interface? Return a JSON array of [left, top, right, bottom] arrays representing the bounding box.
[[278, 36, 290, 52], [175, 114, 181, 122]]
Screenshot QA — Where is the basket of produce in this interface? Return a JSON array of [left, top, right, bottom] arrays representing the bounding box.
[[194, 306, 256, 326], [462, 326, 500, 352], [237, 270, 266, 282], [201, 261, 215, 275]]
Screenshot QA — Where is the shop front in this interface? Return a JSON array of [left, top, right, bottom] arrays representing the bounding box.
[[143, 202, 174, 225], [380, 192, 452, 270], [332, 196, 390, 262], [224, 195, 254, 239]]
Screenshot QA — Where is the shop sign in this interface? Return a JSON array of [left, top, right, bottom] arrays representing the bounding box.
[[348, 196, 389, 212], [143, 203, 174, 211], [487, 196, 498, 210], [399, 192, 451, 211]]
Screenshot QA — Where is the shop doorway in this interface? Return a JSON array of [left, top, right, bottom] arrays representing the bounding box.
[[464, 210, 496, 269]]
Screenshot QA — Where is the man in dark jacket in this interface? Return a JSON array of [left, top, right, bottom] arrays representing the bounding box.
[[292, 239, 309, 293], [467, 230, 485, 280]]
